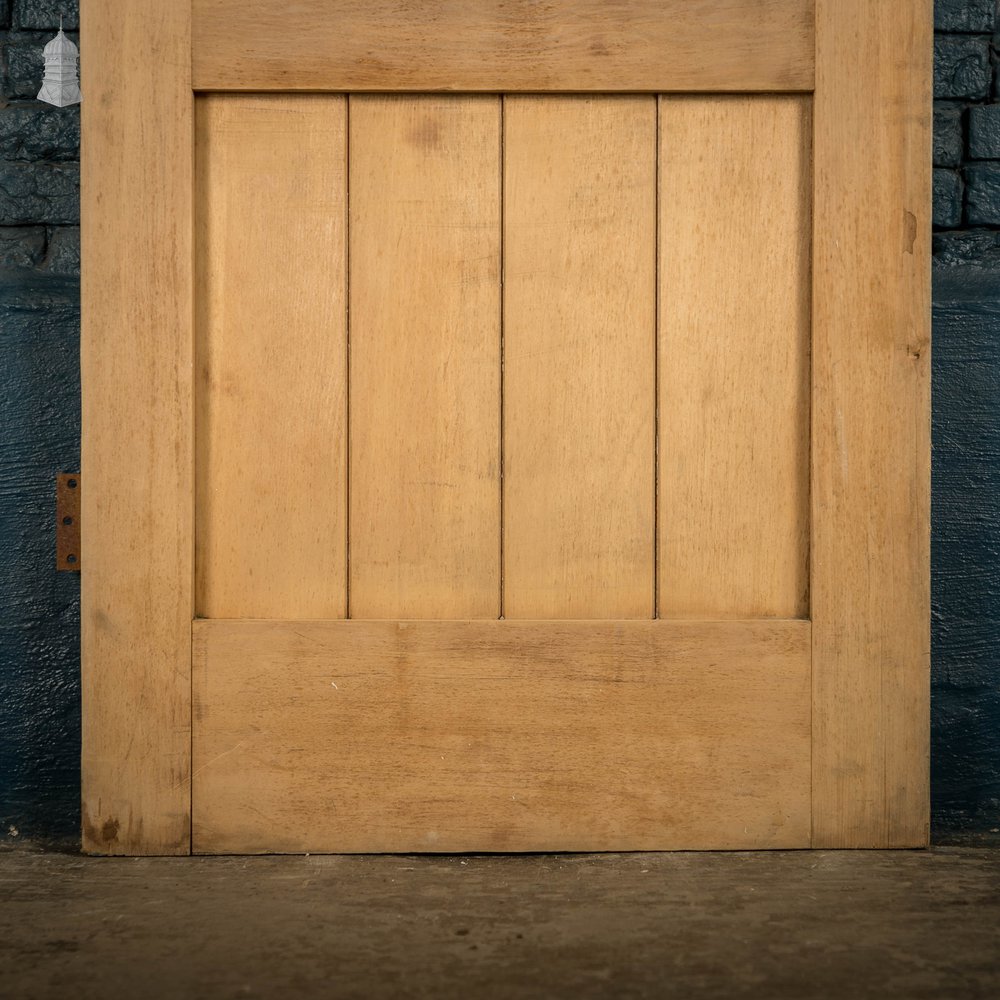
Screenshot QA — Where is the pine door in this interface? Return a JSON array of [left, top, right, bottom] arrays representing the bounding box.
[[81, 1, 931, 854]]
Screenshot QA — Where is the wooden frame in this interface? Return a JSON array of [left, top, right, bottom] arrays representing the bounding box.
[[81, 0, 930, 854], [810, 0, 931, 847], [193, 619, 812, 853], [81, 4, 195, 855], [191, 0, 814, 93]]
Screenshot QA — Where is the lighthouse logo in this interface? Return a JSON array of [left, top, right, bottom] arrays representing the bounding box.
[[37, 19, 81, 109]]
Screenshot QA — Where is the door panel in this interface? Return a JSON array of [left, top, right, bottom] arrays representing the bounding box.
[[192, 0, 815, 93], [195, 95, 349, 619], [349, 96, 502, 619], [658, 96, 812, 619], [82, 1, 930, 855], [190, 92, 814, 851], [193, 618, 811, 853], [503, 96, 656, 619]]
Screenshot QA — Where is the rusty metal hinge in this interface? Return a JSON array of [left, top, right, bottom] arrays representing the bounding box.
[[56, 473, 80, 572]]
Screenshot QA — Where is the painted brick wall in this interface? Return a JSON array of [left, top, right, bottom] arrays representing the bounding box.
[[0, 0, 80, 844], [0, 1, 998, 845], [932, 0, 1000, 836]]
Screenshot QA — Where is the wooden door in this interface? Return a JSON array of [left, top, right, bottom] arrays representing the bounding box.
[[81, 1, 931, 854]]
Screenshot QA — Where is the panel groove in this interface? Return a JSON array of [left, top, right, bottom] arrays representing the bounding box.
[[653, 95, 662, 621], [345, 94, 353, 621], [499, 95, 507, 622]]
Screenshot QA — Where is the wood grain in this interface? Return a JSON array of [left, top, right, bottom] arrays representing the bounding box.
[[349, 97, 501, 619], [811, 0, 932, 847], [503, 97, 656, 619], [85, 4, 931, 855], [192, 0, 814, 93], [195, 95, 348, 619], [80, 2, 193, 854], [658, 96, 811, 619], [192, 618, 812, 853]]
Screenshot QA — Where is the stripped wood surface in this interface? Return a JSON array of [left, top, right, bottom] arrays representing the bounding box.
[[349, 97, 501, 618], [196, 95, 349, 619], [81, 1, 193, 854], [193, 618, 812, 853], [658, 96, 811, 619], [503, 96, 656, 619], [83, 1, 932, 856], [811, 0, 931, 847], [192, 0, 815, 93]]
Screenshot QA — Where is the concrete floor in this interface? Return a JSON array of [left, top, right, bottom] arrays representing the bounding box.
[[2, 848, 999, 999]]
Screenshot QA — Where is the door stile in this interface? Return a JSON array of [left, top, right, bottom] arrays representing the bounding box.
[[81, 2, 196, 855], [810, 0, 932, 847]]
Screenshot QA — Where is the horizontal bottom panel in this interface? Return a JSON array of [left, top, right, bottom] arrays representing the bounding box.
[[193, 619, 811, 853]]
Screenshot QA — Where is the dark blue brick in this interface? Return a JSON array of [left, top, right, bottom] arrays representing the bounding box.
[[0, 162, 79, 225], [934, 229, 1000, 266], [935, 104, 965, 167], [0, 226, 46, 269], [0, 104, 80, 162], [935, 0, 995, 32], [42, 226, 78, 276], [13, 0, 78, 30], [4, 32, 43, 99], [968, 104, 1000, 159], [934, 35, 992, 99], [934, 168, 965, 227], [966, 163, 1000, 224]]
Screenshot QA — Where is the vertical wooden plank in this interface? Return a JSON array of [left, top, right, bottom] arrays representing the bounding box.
[[812, 0, 932, 846], [658, 96, 811, 619], [196, 95, 348, 619], [504, 97, 656, 619], [349, 96, 501, 618], [80, 2, 193, 854]]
